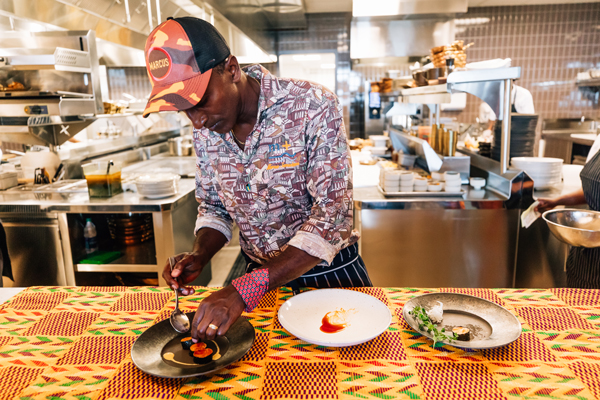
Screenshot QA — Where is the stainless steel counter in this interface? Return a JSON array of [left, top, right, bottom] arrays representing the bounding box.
[[354, 185, 507, 210], [0, 153, 206, 288], [0, 179, 196, 213], [541, 132, 596, 146]]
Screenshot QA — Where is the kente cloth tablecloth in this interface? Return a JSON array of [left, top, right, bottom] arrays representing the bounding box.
[[1, 286, 600, 400]]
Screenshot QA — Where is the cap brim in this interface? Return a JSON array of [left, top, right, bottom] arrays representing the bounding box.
[[142, 69, 212, 118]]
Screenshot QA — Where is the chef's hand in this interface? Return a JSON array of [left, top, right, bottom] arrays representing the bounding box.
[[162, 252, 204, 296], [535, 198, 557, 213], [191, 285, 245, 341]]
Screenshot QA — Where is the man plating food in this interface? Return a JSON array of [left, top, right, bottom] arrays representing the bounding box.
[[142, 17, 371, 342]]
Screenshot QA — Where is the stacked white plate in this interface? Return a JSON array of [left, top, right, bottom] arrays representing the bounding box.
[[511, 157, 563, 190], [135, 173, 181, 199]]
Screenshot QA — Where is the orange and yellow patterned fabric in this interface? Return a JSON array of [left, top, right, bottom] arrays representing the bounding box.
[[1, 286, 600, 400]]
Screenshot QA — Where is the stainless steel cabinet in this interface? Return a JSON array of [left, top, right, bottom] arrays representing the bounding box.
[[0, 213, 69, 286]]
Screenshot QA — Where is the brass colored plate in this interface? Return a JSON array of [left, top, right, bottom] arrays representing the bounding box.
[[131, 313, 255, 378]]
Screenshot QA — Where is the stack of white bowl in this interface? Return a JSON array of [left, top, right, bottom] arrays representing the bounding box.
[[413, 176, 428, 192], [135, 173, 181, 198], [443, 171, 462, 192], [428, 182, 442, 192], [379, 169, 400, 192], [511, 157, 563, 190], [399, 171, 415, 192], [369, 135, 389, 156]]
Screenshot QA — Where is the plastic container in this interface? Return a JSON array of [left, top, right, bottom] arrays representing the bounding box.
[[369, 135, 389, 148], [83, 161, 123, 197], [0, 171, 18, 190], [398, 153, 418, 168], [83, 218, 98, 254], [370, 147, 388, 156], [20, 151, 60, 180]]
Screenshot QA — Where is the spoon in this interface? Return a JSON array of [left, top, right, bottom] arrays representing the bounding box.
[[169, 257, 191, 333]]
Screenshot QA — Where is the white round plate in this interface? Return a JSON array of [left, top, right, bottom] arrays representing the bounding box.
[[143, 192, 177, 199], [278, 289, 392, 347]]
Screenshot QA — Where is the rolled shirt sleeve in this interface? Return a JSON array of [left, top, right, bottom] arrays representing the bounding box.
[[287, 93, 357, 264]]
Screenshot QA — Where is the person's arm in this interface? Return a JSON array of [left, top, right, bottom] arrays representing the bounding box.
[[162, 227, 228, 294], [189, 245, 320, 341], [535, 188, 586, 213], [162, 130, 234, 294], [189, 91, 356, 342]]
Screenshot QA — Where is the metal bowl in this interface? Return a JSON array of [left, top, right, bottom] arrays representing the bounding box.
[[543, 209, 600, 248]]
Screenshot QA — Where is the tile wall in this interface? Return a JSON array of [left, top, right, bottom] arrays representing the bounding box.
[[275, 13, 353, 133], [444, 2, 600, 124]]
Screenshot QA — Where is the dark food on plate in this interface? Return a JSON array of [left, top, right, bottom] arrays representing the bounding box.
[[453, 326, 471, 341], [182, 340, 215, 364], [180, 336, 194, 350], [192, 348, 214, 363]]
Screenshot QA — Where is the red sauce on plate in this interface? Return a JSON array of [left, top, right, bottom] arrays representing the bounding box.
[[320, 314, 346, 333]]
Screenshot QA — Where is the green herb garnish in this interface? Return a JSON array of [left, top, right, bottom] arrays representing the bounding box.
[[408, 305, 458, 347]]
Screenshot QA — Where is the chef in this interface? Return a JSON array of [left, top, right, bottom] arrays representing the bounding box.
[[142, 17, 371, 342], [479, 84, 535, 134], [536, 138, 600, 288]]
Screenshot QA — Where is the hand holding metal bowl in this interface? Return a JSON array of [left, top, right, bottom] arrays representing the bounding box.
[[543, 209, 600, 248]]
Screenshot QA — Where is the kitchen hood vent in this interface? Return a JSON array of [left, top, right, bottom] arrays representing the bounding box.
[[351, 18, 456, 59], [0, 0, 272, 64], [353, 0, 467, 19], [350, 0, 465, 59]]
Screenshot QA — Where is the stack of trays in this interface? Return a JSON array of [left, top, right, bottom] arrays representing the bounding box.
[[491, 114, 538, 161], [107, 214, 153, 245], [135, 173, 181, 199], [511, 157, 563, 190]]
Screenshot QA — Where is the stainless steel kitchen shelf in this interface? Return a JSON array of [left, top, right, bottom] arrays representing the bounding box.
[[0, 47, 92, 73], [0, 90, 94, 98], [576, 78, 600, 87], [400, 84, 452, 105], [398, 67, 522, 174]]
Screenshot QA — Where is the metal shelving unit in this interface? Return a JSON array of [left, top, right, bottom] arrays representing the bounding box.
[[399, 67, 522, 174]]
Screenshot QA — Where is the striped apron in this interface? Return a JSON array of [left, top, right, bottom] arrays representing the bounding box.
[[566, 150, 600, 288], [242, 243, 372, 289]]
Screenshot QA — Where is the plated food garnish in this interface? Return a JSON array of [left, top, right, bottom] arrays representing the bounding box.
[[408, 305, 458, 347]]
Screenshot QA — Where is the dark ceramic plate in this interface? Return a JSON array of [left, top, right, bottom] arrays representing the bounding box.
[[131, 313, 255, 378], [403, 293, 521, 349]]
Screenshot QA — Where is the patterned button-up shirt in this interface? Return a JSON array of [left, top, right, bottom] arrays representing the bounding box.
[[193, 65, 358, 265]]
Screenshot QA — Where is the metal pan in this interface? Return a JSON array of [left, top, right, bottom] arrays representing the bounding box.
[[131, 313, 255, 378], [403, 293, 521, 349]]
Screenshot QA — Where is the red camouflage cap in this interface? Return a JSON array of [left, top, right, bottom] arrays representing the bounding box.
[[143, 17, 230, 117]]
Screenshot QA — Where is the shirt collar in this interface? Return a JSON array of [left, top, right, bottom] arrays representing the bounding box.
[[243, 64, 288, 116]]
